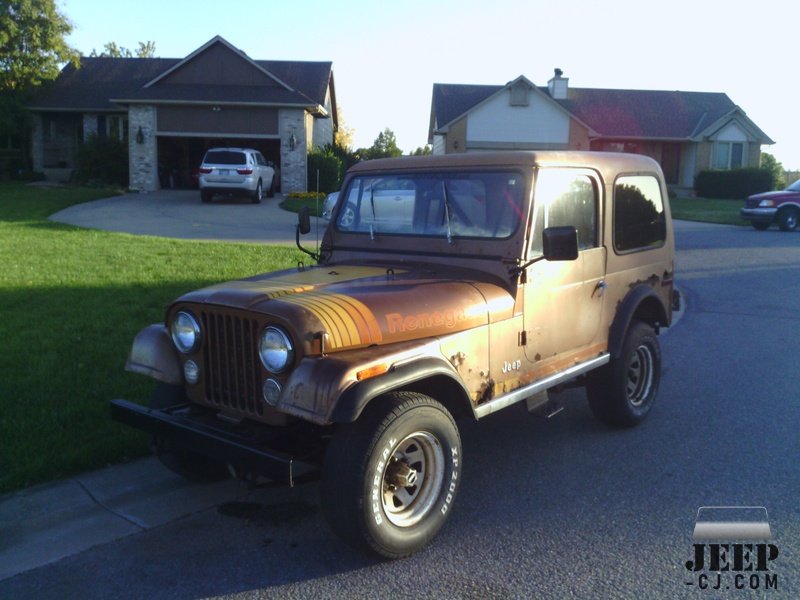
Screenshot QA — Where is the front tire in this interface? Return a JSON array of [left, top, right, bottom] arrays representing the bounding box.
[[778, 207, 798, 232], [321, 392, 461, 559], [586, 321, 661, 428], [751, 221, 770, 231], [149, 383, 230, 483], [266, 176, 275, 198]]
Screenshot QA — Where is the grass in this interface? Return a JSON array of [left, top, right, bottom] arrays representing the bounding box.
[[670, 196, 747, 226], [0, 183, 304, 493]]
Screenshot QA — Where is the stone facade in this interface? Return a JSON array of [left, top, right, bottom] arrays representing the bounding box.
[[279, 108, 307, 193], [82, 114, 98, 138], [128, 105, 158, 192]]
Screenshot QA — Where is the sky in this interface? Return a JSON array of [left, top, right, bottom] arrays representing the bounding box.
[[60, 0, 800, 170]]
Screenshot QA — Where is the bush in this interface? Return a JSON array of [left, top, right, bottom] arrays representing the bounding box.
[[694, 168, 774, 199], [74, 134, 129, 187], [307, 147, 343, 193]]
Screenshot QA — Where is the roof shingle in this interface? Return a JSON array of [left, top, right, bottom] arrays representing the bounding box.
[[431, 81, 740, 141]]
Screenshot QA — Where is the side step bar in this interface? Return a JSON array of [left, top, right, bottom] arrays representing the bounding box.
[[474, 354, 609, 419]]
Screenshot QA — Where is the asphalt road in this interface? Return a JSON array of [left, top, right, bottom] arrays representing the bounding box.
[[3, 220, 799, 599]]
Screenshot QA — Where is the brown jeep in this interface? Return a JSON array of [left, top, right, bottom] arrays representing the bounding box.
[[111, 151, 675, 558]]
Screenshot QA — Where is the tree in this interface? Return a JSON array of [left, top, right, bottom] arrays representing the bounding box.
[[0, 0, 78, 170], [334, 105, 354, 150], [0, 0, 78, 92], [760, 152, 785, 190], [360, 127, 403, 160], [409, 145, 432, 156], [90, 40, 156, 58]]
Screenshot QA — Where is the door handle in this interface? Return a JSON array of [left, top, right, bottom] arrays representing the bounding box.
[[594, 280, 607, 297]]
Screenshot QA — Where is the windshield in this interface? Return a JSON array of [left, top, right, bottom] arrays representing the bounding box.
[[787, 179, 800, 192], [335, 171, 525, 239]]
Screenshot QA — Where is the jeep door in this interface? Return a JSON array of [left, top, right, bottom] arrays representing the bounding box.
[[522, 168, 606, 367]]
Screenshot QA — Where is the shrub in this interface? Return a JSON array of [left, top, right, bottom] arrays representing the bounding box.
[[307, 147, 343, 193], [694, 168, 774, 199], [74, 134, 129, 187], [287, 191, 326, 201]]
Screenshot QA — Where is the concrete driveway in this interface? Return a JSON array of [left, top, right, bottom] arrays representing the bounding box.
[[49, 189, 327, 245]]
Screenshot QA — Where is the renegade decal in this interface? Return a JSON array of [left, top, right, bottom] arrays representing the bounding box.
[[385, 309, 467, 334]]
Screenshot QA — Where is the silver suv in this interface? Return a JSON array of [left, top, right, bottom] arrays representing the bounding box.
[[198, 148, 276, 203]]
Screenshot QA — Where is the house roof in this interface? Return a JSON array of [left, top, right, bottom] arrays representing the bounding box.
[[29, 39, 333, 114], [430, 81, 773, 143]]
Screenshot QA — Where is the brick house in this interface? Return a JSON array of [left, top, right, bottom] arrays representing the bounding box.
[[429, 71, 773, 192], [27, 36, 337, 193]]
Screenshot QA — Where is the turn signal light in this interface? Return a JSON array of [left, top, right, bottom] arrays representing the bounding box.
[[356, 363, 389, 381]]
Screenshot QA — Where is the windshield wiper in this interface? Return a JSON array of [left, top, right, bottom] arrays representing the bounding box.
[[441, 181, 453, 245]]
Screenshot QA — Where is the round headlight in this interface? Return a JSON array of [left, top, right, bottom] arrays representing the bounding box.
[[171, 311, 201, 354], [259, 326, 294, 373]]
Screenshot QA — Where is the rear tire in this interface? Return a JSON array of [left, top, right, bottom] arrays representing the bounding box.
[[777, 207, 798, 232], [200, 190, 212, 203], [251, 180, 263, 204], [586, 321, 661, 428], [149, 383, 230, 483], [321, 392, 461, 559]]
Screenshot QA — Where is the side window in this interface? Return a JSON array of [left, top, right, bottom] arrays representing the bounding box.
[[613, 175, 666, 252], [530, 169, 598, 257], [255, 152, 266, 166]]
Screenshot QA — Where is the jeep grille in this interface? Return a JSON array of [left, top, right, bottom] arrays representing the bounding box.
[[200, 311, 263, 416]]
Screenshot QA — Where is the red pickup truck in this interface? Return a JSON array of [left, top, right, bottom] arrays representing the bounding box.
[[741, 180, 800, 231]]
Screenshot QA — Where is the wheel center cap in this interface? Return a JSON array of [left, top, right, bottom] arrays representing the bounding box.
[[386, 461, 418, 487]]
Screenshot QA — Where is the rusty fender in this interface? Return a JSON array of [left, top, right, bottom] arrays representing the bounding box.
[[278, 341, 471, 425]]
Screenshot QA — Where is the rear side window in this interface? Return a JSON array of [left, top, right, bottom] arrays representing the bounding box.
[[204, 151, 246, 165], [613, 175, 666, 252]]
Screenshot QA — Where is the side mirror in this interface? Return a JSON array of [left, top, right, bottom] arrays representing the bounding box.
[[542, 226, 579, 261], [298, 206, 311, 235]]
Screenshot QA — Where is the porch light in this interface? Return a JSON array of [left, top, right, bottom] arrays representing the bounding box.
[[289, 133, 297, 151], [135, 126, 144, 144]]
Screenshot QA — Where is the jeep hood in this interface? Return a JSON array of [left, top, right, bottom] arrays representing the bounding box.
[[176, 265, 516, 352]]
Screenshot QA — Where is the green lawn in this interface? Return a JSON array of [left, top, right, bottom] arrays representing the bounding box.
[[0, 183, 304, 493], [670, 196, 747, 226]]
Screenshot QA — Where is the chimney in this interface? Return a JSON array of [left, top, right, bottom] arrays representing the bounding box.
[[548, 68, 568, 100]]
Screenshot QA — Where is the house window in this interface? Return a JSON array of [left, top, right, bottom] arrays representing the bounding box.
[[713, 141, 745, 169], [108, 115, 128, 142]]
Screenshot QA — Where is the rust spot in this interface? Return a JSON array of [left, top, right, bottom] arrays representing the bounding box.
[[477, 379, 495, 404], [534, 353, 541, 361]]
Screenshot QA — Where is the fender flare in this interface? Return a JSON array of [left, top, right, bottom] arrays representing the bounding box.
[[124, 324, 183, 385], [608, 285, 668, 359], [331, 356, 472, 423]]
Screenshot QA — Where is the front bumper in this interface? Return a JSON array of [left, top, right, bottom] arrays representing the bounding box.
[[109, 399, 320, 486], [740, 207, 777, 224]]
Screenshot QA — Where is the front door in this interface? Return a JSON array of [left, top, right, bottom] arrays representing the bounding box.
[[523, 168, 605, 368]]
